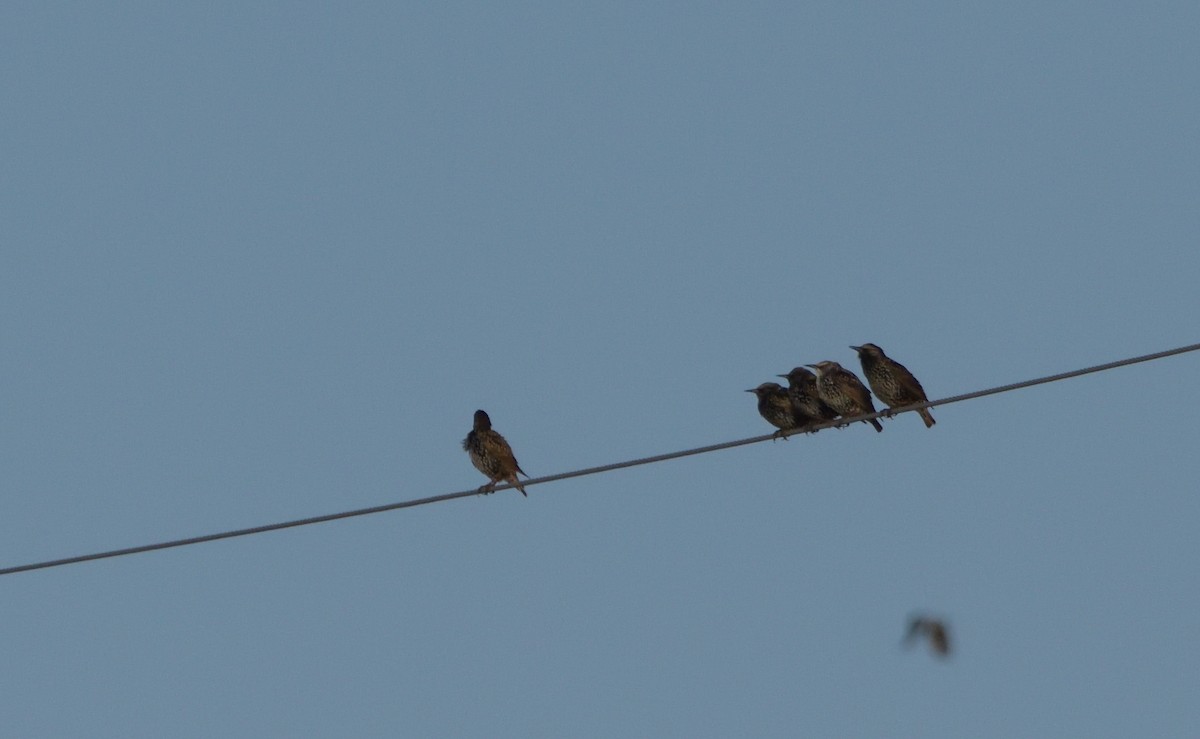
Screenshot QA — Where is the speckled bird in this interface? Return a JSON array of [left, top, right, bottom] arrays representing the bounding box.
[[851, 343, 936, 428], [904, 616, 951, 658], [807, 360, 884, 432], [463, 410, 527, 496], [777, 366, 840, 427], [746, 382, 805, 438]]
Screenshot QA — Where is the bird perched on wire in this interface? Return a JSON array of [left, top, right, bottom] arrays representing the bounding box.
[[806, 361, 884, 432], [463, 410, 528, 496], [777, 367, 840, 428], [904, 615, 951, 658], [851, 343, 936, 428], [746, 382, 807, 438]]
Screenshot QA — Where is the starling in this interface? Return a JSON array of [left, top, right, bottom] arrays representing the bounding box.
[[904, 616, 951, 658], [746, 382, 806, 438], [806, 361, 884, 432], [851, 343, 936, 428], [462, 409, 528, 496], [777, 367, 840, 427]]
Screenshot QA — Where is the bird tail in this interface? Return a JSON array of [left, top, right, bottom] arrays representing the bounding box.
[[510, 471, 528, 497], [869, 418, 884, 432], [919, 408, 936, 428]]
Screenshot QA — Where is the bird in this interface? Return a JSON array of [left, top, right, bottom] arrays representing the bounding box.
[[851, 343, 936, 428], [462, 409, 528, 496], [777, 367, 840, 427], [904, 616, 951, 658], [806, 361, 884, 432], [746, 382, 807, 438]]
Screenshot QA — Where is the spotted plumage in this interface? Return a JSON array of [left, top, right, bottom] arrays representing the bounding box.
[[463, 409, 527, 496], [851, 343, 935, 428], [904, 616, 951, 658], [777, 367, 840, 427], [806, 361, 883, 432], [746, 382, 806, 438]]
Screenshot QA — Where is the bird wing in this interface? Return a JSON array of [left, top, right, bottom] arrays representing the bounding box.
[[892, 361, 928, 402], [844, 372, 875, 410], [489, 434, 522, 473], [903, 618, 923, 645], [929, 623, 950, 654]]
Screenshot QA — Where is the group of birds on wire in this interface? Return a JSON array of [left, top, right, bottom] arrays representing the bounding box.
[[463, 343, 935, 499], [749, 343, 936, 438], [461, 342, 951, 657]]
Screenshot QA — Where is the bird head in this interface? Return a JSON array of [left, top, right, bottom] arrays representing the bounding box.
[[472, 409, 492, 431], [806, 360, 839, 376], [850, 343, 885, 359], [746, 382, 784, 397], [777, 367, 816, 385]]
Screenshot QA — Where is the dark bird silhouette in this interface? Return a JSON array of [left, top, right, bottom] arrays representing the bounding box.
[[746, 382, 806, 438], [463, 410, 527, 496], [904, 616, 951, 658], [851, 343, 936, 428], [777, 367, 840, 427], [806, 361, 884, 432]]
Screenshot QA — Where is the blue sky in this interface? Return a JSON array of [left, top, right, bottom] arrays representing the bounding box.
[[2, 2, 1199, 736]]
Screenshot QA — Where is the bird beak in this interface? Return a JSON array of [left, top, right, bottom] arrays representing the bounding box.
[[775, 374, 787, 379], [805, 364, 818, 369], [849, 345, 862, 352], [744, 388, 756, 393]]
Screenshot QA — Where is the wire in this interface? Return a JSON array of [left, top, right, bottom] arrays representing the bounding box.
[[2, 341, 1198, 578]]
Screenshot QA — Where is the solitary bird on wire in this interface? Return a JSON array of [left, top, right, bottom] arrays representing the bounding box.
[[746, 382, 806, 438], [904, 615, 951, 658], [851, 343, 936, 428], [807, 361, 884, 432], [463, 410, 528, 496], [777, 366, 840, 427]]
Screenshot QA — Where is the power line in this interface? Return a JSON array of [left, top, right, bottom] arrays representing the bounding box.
[[2, 341, 1197, 578]]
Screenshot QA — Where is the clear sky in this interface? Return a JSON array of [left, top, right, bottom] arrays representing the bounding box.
[[3, 2, 1199, 737]]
